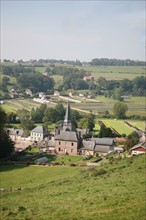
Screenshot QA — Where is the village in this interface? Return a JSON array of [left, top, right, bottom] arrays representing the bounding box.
[[5, 100, 146, 166]]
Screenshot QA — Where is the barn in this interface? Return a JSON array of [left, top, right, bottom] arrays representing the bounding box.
[[131, 142, 146, 155]]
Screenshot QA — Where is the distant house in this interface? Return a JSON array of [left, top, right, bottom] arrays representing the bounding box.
[[131, 142, 146, 155], [30, 126, 49, 142], [54, 91, 60, 96], [10, 93, 19, 99], [81, 138, 115, 156], [38, 92, 45, 98], [25, 89, 33, 96], [83, 76, 94, 81]]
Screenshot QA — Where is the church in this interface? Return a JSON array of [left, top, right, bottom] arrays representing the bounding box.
[[54, 101, 79, 155]]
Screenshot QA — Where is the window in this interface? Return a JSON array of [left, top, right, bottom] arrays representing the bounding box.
[[59, 141, 61, 145], [71, 143, 74, 147], [59, 147, 61, 152]]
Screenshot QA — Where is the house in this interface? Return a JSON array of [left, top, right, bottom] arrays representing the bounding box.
[[131, 142, 146, 155], [30, 126, 49, 142], [80, 138, 115, 156], [54, 90, 60, 96], [25, 89, 33, 96], [83, 76, 94, 81], [54, 101, 79, 155], [38, 92, 44, 98], [6, 128, 24, 141], [81, 140, 95, 156]]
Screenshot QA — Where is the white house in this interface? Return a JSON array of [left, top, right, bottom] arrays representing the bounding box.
[[30, 126, 49, 142]]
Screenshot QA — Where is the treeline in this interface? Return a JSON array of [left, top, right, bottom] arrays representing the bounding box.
[[90, 58, 145, 66], [1, 65, 35, 77], [96, 76, 146, 98], [17, 73, 54, 93], [2, 58, 145, 66]]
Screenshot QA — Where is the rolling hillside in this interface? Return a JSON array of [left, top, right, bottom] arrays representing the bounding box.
[[0, 154, 145, 220]]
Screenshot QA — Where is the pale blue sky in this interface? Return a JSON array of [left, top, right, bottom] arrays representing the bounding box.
[[1, 0, 145, 61]]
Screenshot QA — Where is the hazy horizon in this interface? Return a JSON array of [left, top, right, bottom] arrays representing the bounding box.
[[1, 0, 145, 62]]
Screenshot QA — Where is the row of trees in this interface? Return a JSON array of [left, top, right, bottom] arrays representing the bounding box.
[[2, 58, 145, 66], [97, 76, 146, 98], [91, 58, 145, 66]]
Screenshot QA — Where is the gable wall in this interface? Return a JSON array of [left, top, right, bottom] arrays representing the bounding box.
[[55, 140, 78, 155]]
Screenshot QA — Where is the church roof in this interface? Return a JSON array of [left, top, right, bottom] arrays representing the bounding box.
[[64, 101, 71, 124], [55, 131, 78, 142]]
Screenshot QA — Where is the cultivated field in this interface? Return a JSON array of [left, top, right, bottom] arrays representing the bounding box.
[[0, 154, 145, 220]]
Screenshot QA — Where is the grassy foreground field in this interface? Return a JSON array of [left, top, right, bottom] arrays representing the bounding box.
[[0, 155, 146, 220]]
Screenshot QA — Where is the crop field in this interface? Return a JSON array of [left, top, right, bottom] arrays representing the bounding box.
[[128, 120, 145, 131], [102, 119, 134, 135], [1, 99, 56, 112], [80, 66, 145, 80], [94, 119, 145, 135], [0, 155, 145, 220]]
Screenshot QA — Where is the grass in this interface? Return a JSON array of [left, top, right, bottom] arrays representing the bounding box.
[[79, 66, 145, 80], [0, 154, 146, 220]]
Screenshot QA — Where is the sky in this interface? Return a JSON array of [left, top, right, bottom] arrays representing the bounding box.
[[1, 0, 145, 61]]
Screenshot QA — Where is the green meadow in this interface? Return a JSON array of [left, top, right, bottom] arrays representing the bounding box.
[[80, 65, 145, 80], [0, 154, 146, 220]]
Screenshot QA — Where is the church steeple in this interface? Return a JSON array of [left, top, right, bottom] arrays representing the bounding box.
[[63, 101, 72, 131]]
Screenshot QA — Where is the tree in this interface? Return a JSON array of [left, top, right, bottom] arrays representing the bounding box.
[[113, 102, 128, 119], [124, 131, 139, 150], [78, 113, 95, 131], [0, 108, 14, 158], [98, 125, 116, 138]]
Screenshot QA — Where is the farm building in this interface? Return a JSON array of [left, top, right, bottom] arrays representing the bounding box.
[[131, 142, 146, 155], [81, 138, 115, 156]]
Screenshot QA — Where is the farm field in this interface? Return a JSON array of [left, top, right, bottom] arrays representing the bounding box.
[[94, 119, 145, 135], [79, 66, 145, 80], [101, 119, 134, 136], [1, 99, 55, 112], [0, 155, 145, 220]]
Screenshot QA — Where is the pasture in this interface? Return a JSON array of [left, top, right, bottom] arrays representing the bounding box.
[[79, 65, 145, 80], [0, 154, 145, 220]]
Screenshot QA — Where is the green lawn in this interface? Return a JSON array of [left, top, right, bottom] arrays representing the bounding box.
[[0, 155, 145, 220]]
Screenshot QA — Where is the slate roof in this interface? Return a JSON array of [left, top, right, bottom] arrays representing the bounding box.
[[82, 140, 95, 151], [130, 142, 146, 150], [55, 131, 78, 141], [64, 101, 71, 124], [31, 126, 48, 134], [94, 145, 113, 153], [91, 138, 115, 146], [6, 128, 24, 136]]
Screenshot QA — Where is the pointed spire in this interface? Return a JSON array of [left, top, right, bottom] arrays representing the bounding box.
[[64, 100, 71, 124]]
